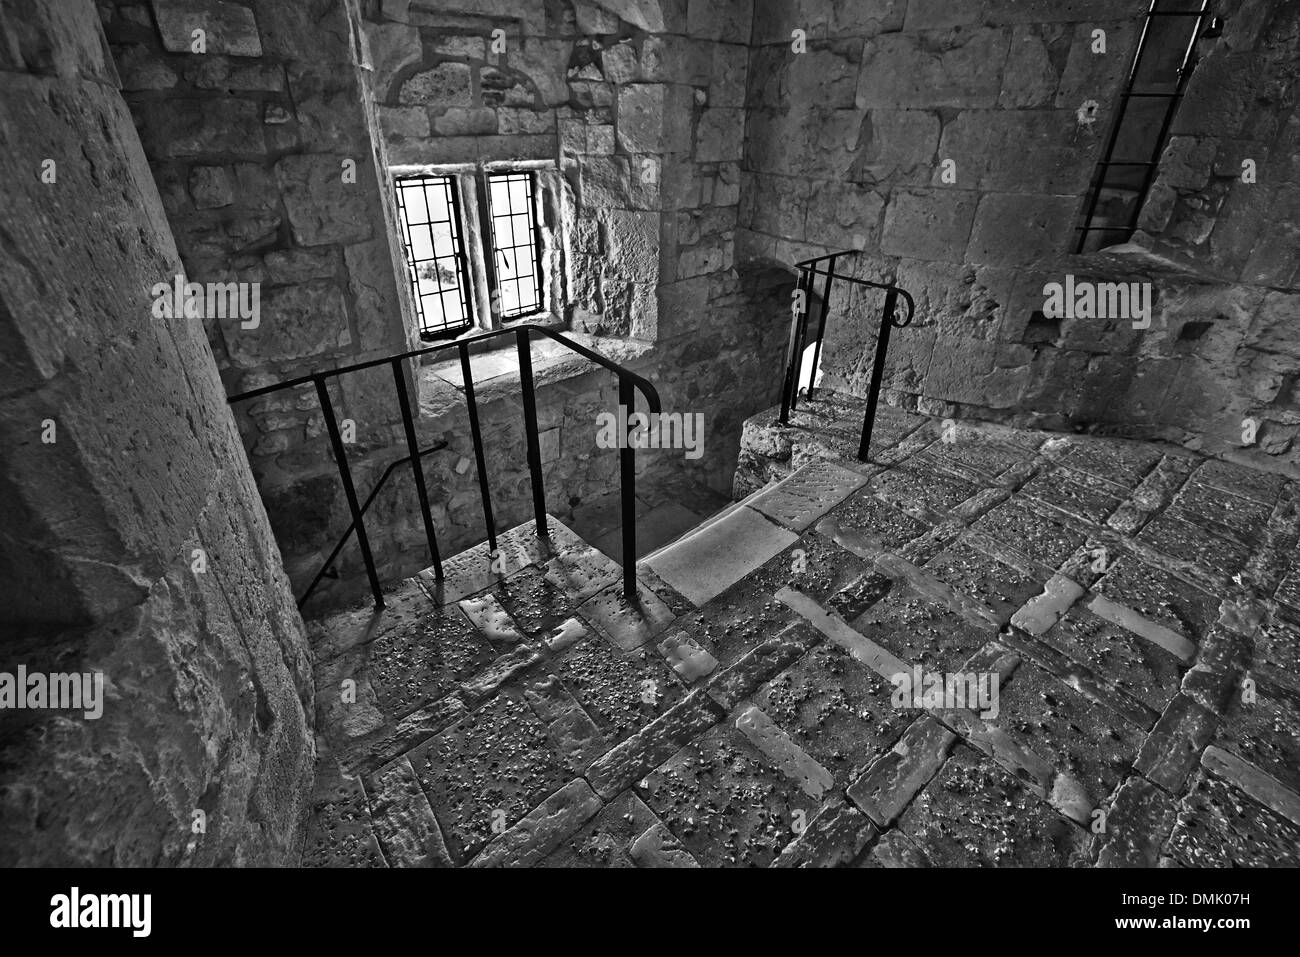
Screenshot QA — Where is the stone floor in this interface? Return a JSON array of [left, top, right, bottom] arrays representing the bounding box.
[[302, 398, 1300, 867]]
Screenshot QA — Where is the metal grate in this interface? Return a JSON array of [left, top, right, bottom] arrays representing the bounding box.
[[394, 174, 474, 340], [486, 172, 544, 318], [1072, 0, 1213, 253]]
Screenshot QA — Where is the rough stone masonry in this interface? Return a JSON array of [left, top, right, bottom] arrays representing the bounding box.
[[1, 0, 1298, 878]]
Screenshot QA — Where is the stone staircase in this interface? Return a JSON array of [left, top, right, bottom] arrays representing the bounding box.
[[302, 405, 1300, 867]]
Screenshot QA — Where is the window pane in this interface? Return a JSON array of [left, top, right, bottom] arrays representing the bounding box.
[[394, 174, 473, 338], [409, 226, 434, 262], [486, 171, 543, 318], [404, 185, 428, 224]]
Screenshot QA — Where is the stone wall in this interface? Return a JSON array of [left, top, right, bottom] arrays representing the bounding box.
[[1129, 0, 1300, 463], [0, 0, 313, 865], [104, 0, 791, 610], [739, 0, 1300, 476], [360, 0, 787, 487]]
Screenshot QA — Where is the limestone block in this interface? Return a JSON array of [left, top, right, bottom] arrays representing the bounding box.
[[984, 0, 1139, 23], [135, 97, 266, 158], [433, 107, 497, 135], [856, 28, 1009, 110], [580, 155, 659, 210], [782, 44, 862, 111], [574, 0, 622, 33], [849, 109, 940, 186], [276, 153, 374, 246], [189, 165, 233, 208], [363, 20, 422, 101], [603, 209, 659, 281], [345, 238, 408, 352], [687, 0, 753, 42], [831, 0, 907, 36], [1055, 20, 1138, 109], [695, 107, 744, 163], [186, 56, 286, 91], [508, 39, 573, 107], [151, 0, 262, 56], [263, 247, 339, 284], [616, 83, 665, 153], [936, 109, 1092, 194], [380, 105, 431, 139], [904, 0, 983, 30], [399, 63, 472, 107], [709, 43, 748, 107], [601, 41, 639, 83], [998, 23, 1067, 109], [746, 172, 811, 238], [222, 279, 351, 366], [881, 188, 978, 263], [966, 193, 1076, 266], [805, 180, 884, 250], [113, 43, 179, 89]]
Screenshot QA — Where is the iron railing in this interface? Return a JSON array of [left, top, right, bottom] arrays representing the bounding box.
[[228, 324, 661, 610], [780, 251, 916, 461]]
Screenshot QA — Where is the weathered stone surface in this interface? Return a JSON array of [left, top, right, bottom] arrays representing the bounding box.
[[847, 717, 956, 827], [409, 691, 570, 863], [636, 722, 819, 867], [897, 743, 1090, 867], [881, 189, 979, 263], [772, 796, 879, 868], [645, 507, 798, 608], [628, 821, 701, 867], [1166, 770, 1300, 867], [1093, 774, 1178, 868], [276, 154, 374, 246], [576, 578, 678, 651], [584, 690, 725, 798], [367, 757, 454, 866], [470, 778, 603, 867], [224, 280, 352, 366], [152, 0, 262, 57], [1, 6, 313, 865], [1135, 694, 1219, 793], [857, 28, 1008, 109], [615, 83, 664, 153]]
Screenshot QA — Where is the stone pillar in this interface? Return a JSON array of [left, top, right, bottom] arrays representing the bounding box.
[[0, 0, 314, 866]]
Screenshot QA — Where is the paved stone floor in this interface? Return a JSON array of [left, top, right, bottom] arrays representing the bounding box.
[[303, 401, 1300, 867]]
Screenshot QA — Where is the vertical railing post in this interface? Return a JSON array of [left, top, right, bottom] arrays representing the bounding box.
[[806, 254, 837, 402], [391, 357, 442, 580], [858, 287, 898, 463], [779, 268, 812, 425], [618, 376, 637, 601], [460, 341, 497, 553], [789, 266, 817, 414], [516, 327, 548, 537], [316, 377, 384, 609]]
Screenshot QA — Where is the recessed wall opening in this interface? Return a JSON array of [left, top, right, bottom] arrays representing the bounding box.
[[389, 161, 567, 346]]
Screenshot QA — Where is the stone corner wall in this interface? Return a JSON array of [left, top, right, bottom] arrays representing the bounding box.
[[0, 0, 314, 865], [739, 0, 1300, 477]]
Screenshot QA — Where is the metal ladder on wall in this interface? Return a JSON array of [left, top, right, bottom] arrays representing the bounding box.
[[1073, 0, 1220, 252]]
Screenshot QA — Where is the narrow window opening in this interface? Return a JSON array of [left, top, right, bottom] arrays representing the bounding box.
[[394, 173, 474, 341], [485, 171, 544, 319]]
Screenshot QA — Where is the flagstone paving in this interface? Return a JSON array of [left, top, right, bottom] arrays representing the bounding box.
[[302, 404, 1300, 867]]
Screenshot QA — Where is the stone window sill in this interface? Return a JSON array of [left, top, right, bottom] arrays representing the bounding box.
[[417, 332, 655, 416]]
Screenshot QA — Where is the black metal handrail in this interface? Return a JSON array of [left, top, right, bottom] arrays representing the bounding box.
[[228, 324, 661, 609], [779, 251, 916, 461]]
